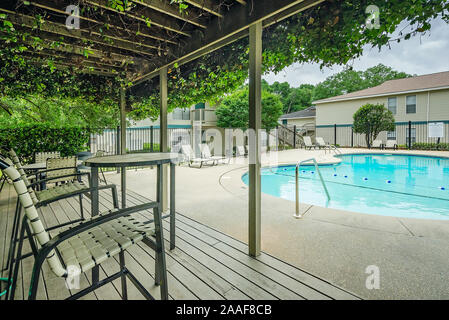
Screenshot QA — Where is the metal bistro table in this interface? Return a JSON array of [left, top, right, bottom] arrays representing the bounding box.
[[85, 152, 178, 284]]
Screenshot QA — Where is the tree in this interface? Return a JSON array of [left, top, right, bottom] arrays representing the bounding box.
[[215, 88, 283, 130], [353, 103, 395, 148], [313, 64, 412, 101], [262, 80, 315, 114]]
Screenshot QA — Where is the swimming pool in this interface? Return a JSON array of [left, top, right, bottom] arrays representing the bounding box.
[[242, 154, 449, 220]]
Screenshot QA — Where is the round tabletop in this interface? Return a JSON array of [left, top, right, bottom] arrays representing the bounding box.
[[84, 152, 179, 168], [23, 160, 83, 170]]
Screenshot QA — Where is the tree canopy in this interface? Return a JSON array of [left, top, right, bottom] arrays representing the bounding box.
[[313, 64, 412, 101], [261, 64, 411, 115], [215, 88, 283, 130], [353, 103, 395, 148], [0, 0, 448, 127]]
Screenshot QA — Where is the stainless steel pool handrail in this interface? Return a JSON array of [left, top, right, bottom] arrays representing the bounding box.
[[325, 145, 342, 155], [294, 158, 331, 218]]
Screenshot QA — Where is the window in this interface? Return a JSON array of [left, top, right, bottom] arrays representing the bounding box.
[[406, 127, 416, 145], [406, 95, 416, 114], [388, 97, 397, 114], [387, 131, 396, 140], [172, 108, 190, 120]]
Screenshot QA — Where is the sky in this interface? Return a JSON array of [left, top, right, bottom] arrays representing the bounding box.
[[263, 18, 449, 87]]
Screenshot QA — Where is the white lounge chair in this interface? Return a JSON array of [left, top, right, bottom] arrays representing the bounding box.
[[200, 144, 229, 165], [372, 140, 384, 149], [315, 137, 333, 149], [181, 145, 214, 168], [385, 140, 398, 150], [236, 145, 247, 157], [303, 136, 317, 150]]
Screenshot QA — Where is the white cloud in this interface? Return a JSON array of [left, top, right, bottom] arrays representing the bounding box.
[[263, 18, 449, 87]]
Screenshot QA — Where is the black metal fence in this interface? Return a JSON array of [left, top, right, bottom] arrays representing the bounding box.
[[316, 121, 449, 148], [90, 127, 191, 155]]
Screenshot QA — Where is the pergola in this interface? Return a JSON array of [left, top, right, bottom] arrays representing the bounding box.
[[1, 0, 324, 257]]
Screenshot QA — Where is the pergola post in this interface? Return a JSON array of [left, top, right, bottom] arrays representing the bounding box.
[[160, 67, 169, 212], [248, 21, 262, 257], [120, 87, 127, 208]]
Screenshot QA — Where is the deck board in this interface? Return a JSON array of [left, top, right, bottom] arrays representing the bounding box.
[[0, 183, 359, 300]]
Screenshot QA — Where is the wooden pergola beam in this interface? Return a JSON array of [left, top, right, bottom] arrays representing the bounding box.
[[133, 0, 323, 84], [28, 60, 117, 76], [85, 0, 192, 37], [26, 0, 178, 44], [134, 0, 208, 28], [184, 0, 222, 18], [28, 50, 127, 69], [2, 29, 138, 64], [1, 10, 159, 56]]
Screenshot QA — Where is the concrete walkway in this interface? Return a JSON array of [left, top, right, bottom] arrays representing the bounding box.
[[107, 148, 449, 299]]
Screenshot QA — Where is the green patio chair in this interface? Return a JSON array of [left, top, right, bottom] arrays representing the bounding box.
[[0, 158, 168, 300]]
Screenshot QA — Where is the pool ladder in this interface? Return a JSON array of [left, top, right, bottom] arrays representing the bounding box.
[[294, 158, 331, 219]]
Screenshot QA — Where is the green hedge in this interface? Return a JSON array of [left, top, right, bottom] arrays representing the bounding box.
[[412, 142, 449, 151], [0, 124, 90, 164]]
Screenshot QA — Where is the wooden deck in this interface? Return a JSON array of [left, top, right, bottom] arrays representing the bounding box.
[[0, 183, 359, 300]]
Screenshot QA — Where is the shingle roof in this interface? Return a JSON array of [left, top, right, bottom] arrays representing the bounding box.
[[313, 71, 449, 104], [280, 106, 316, 119]]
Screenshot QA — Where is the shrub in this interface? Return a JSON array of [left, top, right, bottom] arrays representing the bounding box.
[[412, 142, 449, 151], [0, 123, 90, 163]]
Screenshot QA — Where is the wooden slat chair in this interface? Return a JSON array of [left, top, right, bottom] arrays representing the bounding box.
[[35, 151, 60, 163], [0, 158, 168, 300]]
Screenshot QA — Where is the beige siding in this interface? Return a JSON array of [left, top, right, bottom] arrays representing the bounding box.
[[315, 88, 449, 147], [316, 88, 449, 125], [284, 117, 315, 127]]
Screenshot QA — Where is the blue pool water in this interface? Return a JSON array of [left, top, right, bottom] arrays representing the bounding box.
[[242, 154, 449, 220]]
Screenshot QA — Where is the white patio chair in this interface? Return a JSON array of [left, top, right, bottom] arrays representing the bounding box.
[[0, 157, 168, 300], [315, 137, 332, 149], [200, 144, 229, 165], [303, 136, 317, 150], [236, 145, 247, 157], [385, 140, 398, 150], [181, 145, 214, 168], [371, 140, 384, 149]]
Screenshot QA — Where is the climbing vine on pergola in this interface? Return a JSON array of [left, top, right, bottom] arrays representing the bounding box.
[[0, 0, 448, 123]]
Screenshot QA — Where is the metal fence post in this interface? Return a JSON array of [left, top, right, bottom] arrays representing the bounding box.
[[351, 126, 354, 148], [293, 125, 297, 149], [334, 124, 337, 146], [116, 126, 120, 173], [408, 121, 412, 149], [150, 126, 154, 152]]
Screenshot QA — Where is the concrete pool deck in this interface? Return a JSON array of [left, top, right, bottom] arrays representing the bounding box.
[[107, 148, 449, 299]]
